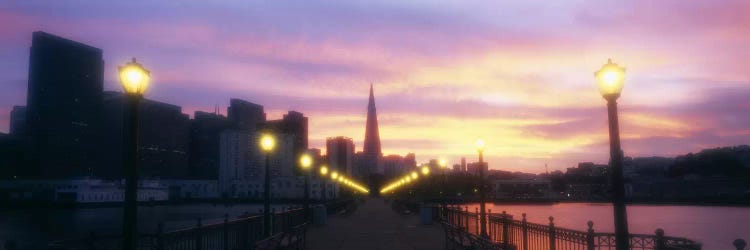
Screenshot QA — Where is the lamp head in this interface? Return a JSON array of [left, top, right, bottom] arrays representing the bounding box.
[[439, 158, 447, 168], [260, 134, 276, 152], [595, 58, 626, 100], [118, 58, 150, 96], [299, 154, 313, 169], [421, 166, 430, 175], [476, 139, 485, 152], [320, 166, 329, 176]]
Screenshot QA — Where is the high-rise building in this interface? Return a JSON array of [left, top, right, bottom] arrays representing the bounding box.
[[362, 84, 383, 176], [382, 154, 409, 178], [265, 111, 308, 174], [189, 111, 235, 179], [326, 136, 355, 175], [9, 106, 26, 136], [461, 157, 467, 172], [25, 31, 104, 178], [218, 130, 260, 196], [452, 164, 461, 172], [467, 162, 488, 176], [100, 91, 190, 179], [227, 98, 265, 132]]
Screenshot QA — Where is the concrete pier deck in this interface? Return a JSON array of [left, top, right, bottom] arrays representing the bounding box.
[[306, 197, 444, 250]]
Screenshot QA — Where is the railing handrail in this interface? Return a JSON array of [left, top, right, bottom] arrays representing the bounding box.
[[437, 204, 703, 250]]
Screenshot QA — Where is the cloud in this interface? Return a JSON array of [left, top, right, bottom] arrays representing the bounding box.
[[0, 1, 748, 173]]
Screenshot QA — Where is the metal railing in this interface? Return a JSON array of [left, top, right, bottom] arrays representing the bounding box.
[[439, 206, 704, 250], [48, 200, 354, 250]]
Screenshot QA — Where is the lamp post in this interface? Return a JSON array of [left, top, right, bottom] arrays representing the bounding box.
[[320, 165, 329, 201], [476, 139, 488, 238], [118, 58, 150, 250], [595, 58, 629, 250], [299, 154, 313, 218], [260, 134, 276, 237], [439, 158, 447, 207]]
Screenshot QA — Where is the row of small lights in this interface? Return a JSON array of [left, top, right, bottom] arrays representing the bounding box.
[[299, 154, 370, 194], [380, 164, 432, 194]]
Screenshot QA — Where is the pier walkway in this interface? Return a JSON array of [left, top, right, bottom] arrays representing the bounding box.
[[306, 197, 443, 250]]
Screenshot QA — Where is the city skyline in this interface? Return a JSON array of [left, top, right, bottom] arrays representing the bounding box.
[[1, 2, 749, 173]]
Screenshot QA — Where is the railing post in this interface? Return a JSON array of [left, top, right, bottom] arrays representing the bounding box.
[[223, 214, 229, 250], [156, 222, 164, 250], [586, 221, 595, 250], [522, 213, 528, 250], [488, 209, 493, 240], [196, 217, 203, 250], [655, 229, 665, 250], [475, 208, 479, 234], [548, 216, 556, 250], [502, 211, 509, 244], [734, 239, 747, 250]]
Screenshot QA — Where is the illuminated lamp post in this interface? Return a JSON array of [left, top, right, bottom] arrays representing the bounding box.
[[118, 58, 150, 250], [260, 133, 276, 237], [595, 59, 629, 250]]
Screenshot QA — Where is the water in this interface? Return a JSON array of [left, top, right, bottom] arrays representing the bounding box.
[[1, 203, 748, 249], [0, 203, 298, 249], [459, 203, 750, 249]]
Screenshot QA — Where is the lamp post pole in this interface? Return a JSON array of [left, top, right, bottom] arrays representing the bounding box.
[[595, 59, 629, 250], [122, 93, 141, 250], [263, 152, 271, 237], [478, 142, 488, 238], [607, 95, 629, 250], [118, 58, 150, 250]]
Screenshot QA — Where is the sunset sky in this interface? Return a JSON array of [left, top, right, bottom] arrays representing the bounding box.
[[1, 1, 748, 173]]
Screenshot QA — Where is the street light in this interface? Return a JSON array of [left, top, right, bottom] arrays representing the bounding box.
[[260, 133, 276, 237], [319, 165, 329, 201], [439, 158, 448, 208], [299, 154, 313, 218], [118, 58, 150, 250], [595, 58, 629, 250], [476, 139, 488, 238]]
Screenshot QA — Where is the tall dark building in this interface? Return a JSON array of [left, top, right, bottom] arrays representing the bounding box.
[[9, 106, 26, 136], [228, 98, 266, 132], [326, 136, 355, 175], [101, 91, 190, 179], [25, 31, 104, 178], [189, 111, 235, 179], [265, 111, 308, 174], [362, 84, 382, 175]]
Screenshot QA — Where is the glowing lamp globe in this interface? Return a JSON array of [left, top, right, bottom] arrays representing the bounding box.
[[299, 154, 312, 170], [439, 158, 447, 168], [260, 134, 276, 152], [595, 59, 626, 99], [476, 139, 485, 152], [421, 166, 430, 175], [320, 166, 329, 176], [118, 58, 150, 96]]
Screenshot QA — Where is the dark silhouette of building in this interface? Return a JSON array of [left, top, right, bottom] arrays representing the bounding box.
[[265, 111, 308, 174], [228, 98, 266, 132], [25, 31, 104, 178], [326, 136, 355, 175], [361, 84, 382, 176], [100, 91, 190, 179], [189, 111, 235, 179], [461, 157, 467, 172], [9, 106, 26, 136], [0, 134, 29, 179]]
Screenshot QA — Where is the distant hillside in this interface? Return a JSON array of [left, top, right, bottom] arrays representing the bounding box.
[[667, 145, 750, 179]]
